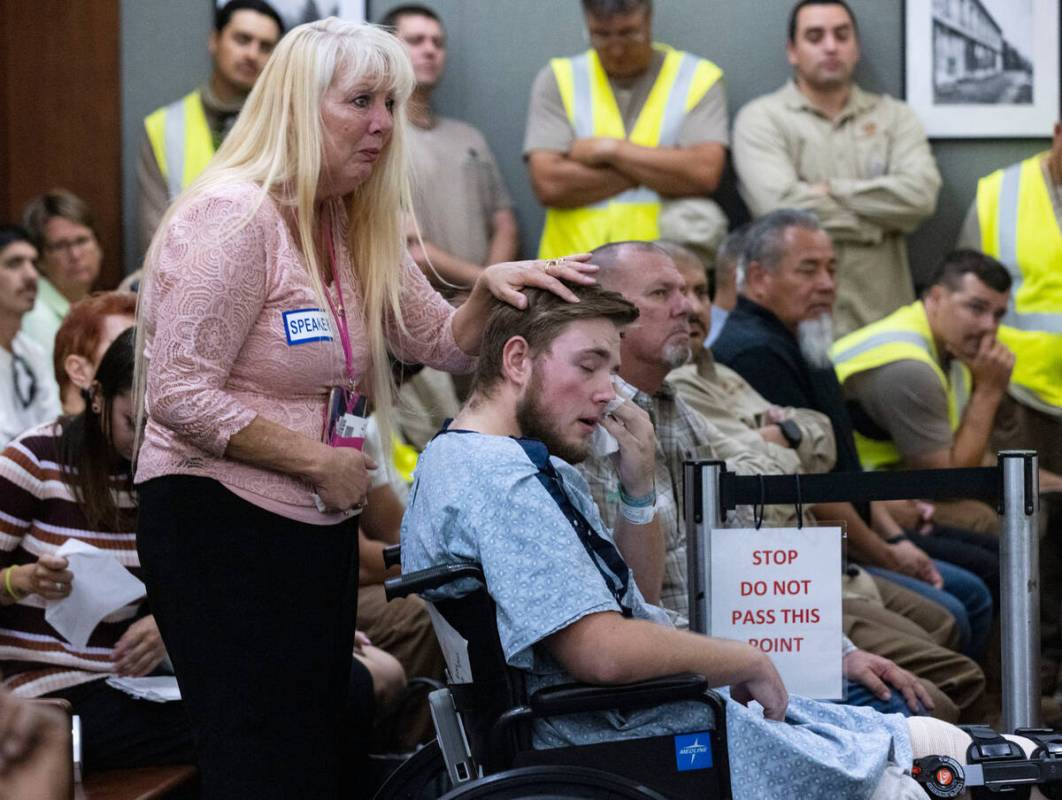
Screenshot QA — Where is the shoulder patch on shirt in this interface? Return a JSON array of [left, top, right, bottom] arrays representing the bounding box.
[[282, 308, 334, 345]]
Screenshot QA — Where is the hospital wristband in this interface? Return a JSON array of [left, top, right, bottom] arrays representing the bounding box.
[[620, 500, 657, 525], [618, 485, 655, 508]]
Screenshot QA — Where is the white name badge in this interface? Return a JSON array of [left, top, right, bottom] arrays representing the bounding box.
[[283, 308, 334, 345]]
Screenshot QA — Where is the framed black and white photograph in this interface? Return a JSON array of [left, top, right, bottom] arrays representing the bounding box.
[[215, 0, 366, 30], [905, 0, 1059, 137]]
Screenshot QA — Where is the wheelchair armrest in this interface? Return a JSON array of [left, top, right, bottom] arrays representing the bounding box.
[[491, 674, 728, 771], [528, 673, 714, 718], [384, 562, 486, 601], [382, 544, 401, 569]]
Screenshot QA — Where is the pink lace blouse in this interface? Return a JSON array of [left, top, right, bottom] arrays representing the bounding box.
[[135, 182, 474, 517]]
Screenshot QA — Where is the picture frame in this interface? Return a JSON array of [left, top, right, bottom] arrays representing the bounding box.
[[904, 0, 1060, 138], [214, 0, 366, 31]]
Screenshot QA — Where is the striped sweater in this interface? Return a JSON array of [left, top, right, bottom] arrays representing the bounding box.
[[0, 421, 141, 697]]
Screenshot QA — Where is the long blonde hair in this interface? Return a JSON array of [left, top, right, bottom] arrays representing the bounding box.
[[135, 18, 416, 461]]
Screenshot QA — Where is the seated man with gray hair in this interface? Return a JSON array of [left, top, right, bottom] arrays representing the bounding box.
[[713, 210, 996, 671]]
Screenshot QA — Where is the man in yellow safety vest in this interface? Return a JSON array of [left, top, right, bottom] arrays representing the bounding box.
[[523, 0, 729, 259], [957, 120, 1062, 478], [136, 0, 283, 255], [832, 250, 1014, 476], [831, 250, 1062, 533]]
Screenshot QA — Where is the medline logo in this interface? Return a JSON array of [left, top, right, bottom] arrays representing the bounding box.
[[674, 732, 713, 771]]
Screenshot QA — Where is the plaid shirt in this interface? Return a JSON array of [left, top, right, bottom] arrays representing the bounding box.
[[578, 380, 757, 625]]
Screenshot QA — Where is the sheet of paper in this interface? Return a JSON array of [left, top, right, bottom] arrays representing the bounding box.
[[43, 539, 145, 649], [425, 603, 472, 684], [105, 675, 181, 703]]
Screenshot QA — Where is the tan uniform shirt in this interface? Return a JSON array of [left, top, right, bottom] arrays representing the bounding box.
[[957, 157, 1062, 419], [670, 347, 837, 475], [843, 360, 955, 458], [408, 116, 512, 269], [733, 81, 941, 337], [669, 347, 834, 528]]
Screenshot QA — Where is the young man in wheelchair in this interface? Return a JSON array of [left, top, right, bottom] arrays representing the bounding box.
[[400, 280, 1061, 799]]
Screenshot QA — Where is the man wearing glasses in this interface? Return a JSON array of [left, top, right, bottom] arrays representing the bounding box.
[[524, 0, 729, 258], [0, 226, 60, 446]]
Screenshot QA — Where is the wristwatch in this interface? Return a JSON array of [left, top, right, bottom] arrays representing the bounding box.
[[777, 419, 803, 450]]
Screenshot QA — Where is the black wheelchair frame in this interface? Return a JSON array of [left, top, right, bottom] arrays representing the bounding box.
[[372, 555, 731, 799]]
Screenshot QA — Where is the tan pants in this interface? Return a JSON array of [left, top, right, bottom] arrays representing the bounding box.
[[844, 576, 986, 723], [932, 499, 1000, 535], [357, 583, 446, 748]]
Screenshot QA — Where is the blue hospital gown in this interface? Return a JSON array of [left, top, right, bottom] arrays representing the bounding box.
[[401, 431, 913, 799]]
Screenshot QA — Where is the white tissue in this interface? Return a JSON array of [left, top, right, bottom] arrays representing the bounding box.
[[588, 376, 640, 457]]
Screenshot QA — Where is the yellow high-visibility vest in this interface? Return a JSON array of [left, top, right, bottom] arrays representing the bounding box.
[[977, 153, 1062, 409], [144, 90, 216, 201], [831, 301, 970, 471], [537, 45, 722, 259]]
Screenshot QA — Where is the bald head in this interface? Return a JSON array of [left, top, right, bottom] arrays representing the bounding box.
[[588, 240, 694, 393], [590, 240, 674, 291]]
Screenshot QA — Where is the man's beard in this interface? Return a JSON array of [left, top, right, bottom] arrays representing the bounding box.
[[515, 368, 590, 464], [797, 313, 834, 369], [662, 340, 693, 369]]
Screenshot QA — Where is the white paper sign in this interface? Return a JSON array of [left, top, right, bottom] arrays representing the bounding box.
[[425, 602, 472, 684], [709, 527, 842, 699], [44, 539, 146, 649]]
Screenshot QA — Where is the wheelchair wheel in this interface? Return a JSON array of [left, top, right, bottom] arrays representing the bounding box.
[[372, 739, 452, 800], [439, 765, 672, 799]]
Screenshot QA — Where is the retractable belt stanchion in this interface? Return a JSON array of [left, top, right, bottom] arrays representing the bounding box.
[[682, 453, 1062, 797], [999, 450, 1041, 731], [683, 452, 1042, 727], [683, 460, 724, 636]]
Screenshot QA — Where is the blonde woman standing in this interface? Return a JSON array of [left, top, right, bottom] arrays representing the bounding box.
[[134, 19, 592, 798]]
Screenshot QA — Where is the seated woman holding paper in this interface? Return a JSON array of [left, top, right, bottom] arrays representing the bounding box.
[[0, 328, 195, 771]]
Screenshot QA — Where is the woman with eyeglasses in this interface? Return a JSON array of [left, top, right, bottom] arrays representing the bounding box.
[[0, 225, 60, 446], [0, 328, 194, 772]]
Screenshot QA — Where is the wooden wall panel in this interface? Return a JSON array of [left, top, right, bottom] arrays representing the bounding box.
[[0, 0, 123, 288]]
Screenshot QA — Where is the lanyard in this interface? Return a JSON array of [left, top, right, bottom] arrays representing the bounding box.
[[530, 454, 634, 619], [434, 427, 634, 618], [319, 210, 357, 398]]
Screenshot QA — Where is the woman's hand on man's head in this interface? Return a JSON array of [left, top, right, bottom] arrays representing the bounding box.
[[476, 254, 599, 310]]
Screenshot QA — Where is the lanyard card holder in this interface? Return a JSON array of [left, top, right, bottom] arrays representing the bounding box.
[[325, 386, 368, 450]]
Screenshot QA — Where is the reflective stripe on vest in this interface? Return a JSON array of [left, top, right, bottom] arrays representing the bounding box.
[[977, 154, 1062, 408], [144, 90, 216, 200], [831, 301, 970, 470], [537, 46, 722, 258]]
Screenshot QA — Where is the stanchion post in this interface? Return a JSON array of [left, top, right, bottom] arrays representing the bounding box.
[[999, 450, 1040, 730], [684, 460, 724, 635]]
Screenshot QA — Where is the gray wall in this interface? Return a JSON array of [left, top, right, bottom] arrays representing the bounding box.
[[121, 0, 1052, 281], [120, 0, 214, 273]]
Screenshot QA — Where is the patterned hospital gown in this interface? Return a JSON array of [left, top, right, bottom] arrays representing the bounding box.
[[401, 430, 913, 799]]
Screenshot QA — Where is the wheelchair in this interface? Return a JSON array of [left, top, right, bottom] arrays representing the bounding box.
[[372, 547, 1062, 800], [372, 555, 731, 799]]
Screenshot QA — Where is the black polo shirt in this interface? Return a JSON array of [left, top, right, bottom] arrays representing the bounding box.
[[712, 296, 862, 475]]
